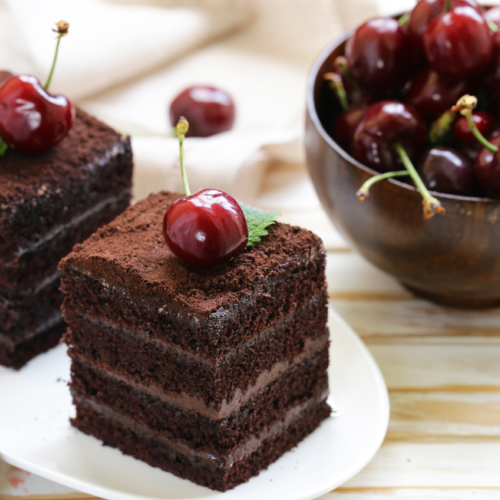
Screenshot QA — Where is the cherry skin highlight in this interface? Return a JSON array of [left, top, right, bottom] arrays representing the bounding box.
[[345, 18, 411, 92], [454, 111, 494, 142], [0, 75, 75, 154], [163, 188, 248, 269], [405, 68, 471, 122], [408, 0, 480, 46], [423, 6, 493, 80], [475, 135, 500, 197], [169, 86, 235, 138], [419, 146, 479, 196], [351, 101, 427, 173]]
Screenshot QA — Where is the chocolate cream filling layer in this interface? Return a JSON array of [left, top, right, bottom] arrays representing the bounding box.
[[62, 255, 326, 357], [74, 389, 329, 469], [1, 189, 132, 263], [69, 290, 327, 368], [0, 311, 62, 347], [71, 332, 329, 419]]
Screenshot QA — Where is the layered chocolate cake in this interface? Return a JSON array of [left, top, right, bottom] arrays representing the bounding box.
[[59, 191, 330, 491], [0, 109, 133, 369]]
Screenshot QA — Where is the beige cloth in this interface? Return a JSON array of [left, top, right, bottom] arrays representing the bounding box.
[[0, 0, 403, 202]]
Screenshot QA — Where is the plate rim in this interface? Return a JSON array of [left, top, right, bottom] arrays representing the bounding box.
[[0, 306, 389, 500]]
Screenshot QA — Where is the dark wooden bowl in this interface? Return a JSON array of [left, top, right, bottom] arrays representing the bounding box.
[[305, 29, 500, 309]]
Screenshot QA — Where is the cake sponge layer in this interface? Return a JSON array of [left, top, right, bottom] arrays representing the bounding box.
[[69, 344, 329, 455], [0, 322, 65, 369], [63, 293, 328, 410], [71, 395, 331, 492], [59, 192, 327, 357]]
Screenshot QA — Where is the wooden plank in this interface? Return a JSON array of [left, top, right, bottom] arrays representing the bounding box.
[[0, 495, 95, 500], [321, 487, 500, 499], [387, 392, 500, 439], [280, 209, 347, 252], [340, 442, 500, 488], [367, 344, 500, 390], [331, 299, 500, 340], [326, 253, 410, 299]]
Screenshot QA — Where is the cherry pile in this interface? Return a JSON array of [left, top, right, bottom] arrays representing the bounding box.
[[327, 1, 500, 212]]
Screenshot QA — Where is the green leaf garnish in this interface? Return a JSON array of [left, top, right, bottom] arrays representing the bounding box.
[[0, 137, 8, 156], [241, 205, 280, 248]]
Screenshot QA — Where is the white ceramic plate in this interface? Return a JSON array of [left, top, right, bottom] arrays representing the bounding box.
[[0, 308, 389, 500]]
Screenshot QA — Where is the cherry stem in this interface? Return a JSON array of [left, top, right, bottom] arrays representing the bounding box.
[[487, 17, 499, 33], [0, 136, 8, 156], [334, 56, 361, 90], [176, 117, 191, 197], [398, 12, 410, 26], [394, 143, 445, 219], [464, 109, 498, 153], [357, 170, 409, 201], [444, 0, 451, 13], [323, 72, 348, 111], [45, 21, 69, 90], [429, 110, 457, 145]]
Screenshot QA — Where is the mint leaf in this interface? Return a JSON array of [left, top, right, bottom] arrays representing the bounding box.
[[0, 137, 8, 156], [241, 205, 280, 248]]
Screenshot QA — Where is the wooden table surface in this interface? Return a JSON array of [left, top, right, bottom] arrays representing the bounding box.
[[2, 162, 500, 500]]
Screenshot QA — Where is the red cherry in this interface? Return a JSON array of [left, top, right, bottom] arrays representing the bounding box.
[[334, 103, 366, 151], [423, 6, 493, 80], [405, 68, 471, 122], [454, 111, 493, 142], [408, 0, 481, 46], [484, 31, 500, 107], [475, 136, 500, 197], [163, 189, 248, 269], [330, 58, 374, 105], [0, 75, 75, 153], [169, 86, 235, 138], [419, 146, 479, 196], [352, 101, 426, 173], [345, 18, 412, 93], [0, 70, 12, 85]]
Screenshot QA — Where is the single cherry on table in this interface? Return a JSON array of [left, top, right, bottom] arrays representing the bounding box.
[[163, 118, 248, 269], [169, 86, 235, 138]]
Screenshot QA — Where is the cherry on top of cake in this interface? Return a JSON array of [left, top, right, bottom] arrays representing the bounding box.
[[0, 21, 75, 158], [59, 190, 323, 314]]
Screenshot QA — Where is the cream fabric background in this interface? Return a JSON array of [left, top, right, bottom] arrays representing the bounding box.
[[2, 0, 497, 202]]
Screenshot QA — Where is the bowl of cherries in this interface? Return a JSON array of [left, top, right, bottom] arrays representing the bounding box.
[[306, 0, 500, 309]]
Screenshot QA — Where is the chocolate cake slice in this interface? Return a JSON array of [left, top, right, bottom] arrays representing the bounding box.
[[0, 108, 133, 369], [59, 191, 330, 491]]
